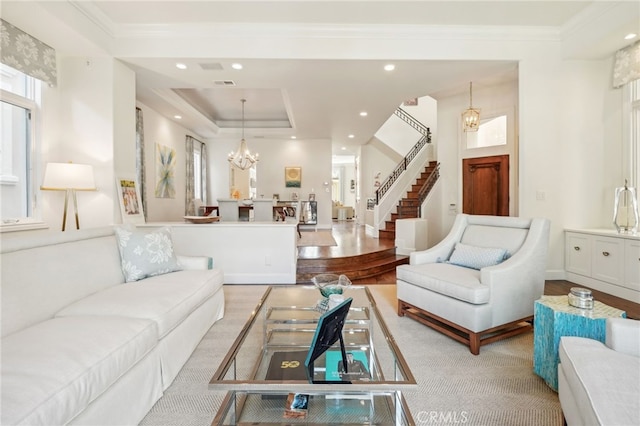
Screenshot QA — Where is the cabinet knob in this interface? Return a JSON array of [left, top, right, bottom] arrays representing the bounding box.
[[573, 246, 580, 251], [602, 251, 610, 257]]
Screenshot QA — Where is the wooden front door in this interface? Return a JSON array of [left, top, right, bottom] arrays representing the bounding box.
[[462, 154, 509, 216]]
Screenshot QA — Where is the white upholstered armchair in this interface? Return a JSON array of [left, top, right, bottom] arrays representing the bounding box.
[[396, 214, 550, 355]]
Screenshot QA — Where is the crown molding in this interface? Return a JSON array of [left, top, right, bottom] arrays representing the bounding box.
[[69, 1, 561, 44], [68, 1, 118, 38], [116, 22, 561, 42]]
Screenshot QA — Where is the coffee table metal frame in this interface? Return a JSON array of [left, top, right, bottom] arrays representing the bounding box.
[[209, 285, 417, 425]]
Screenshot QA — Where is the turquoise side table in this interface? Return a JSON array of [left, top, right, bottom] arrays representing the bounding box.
[[533, 295, 626, 391]]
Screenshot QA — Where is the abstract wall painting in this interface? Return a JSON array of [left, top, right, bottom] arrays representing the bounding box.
[[155, 143, 176, 198], [285, 166, 301, 188]]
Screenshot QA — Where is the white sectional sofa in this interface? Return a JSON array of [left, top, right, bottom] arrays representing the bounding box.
[[558, 317, 640, 426], [1, 226, 225, 425]]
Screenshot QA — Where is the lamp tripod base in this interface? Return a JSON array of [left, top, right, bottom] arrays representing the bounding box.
[[62, 189, 81, 231]]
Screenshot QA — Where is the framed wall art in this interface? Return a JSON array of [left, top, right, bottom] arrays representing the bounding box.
[[116, 176, 145, 224], [155, 143, 176, 198], [285, 166, 302, 188]]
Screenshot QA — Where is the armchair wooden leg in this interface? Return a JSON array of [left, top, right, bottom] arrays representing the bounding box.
[[469, 333, 480, 355], [395, 300, 533, 355], [397, 300, 407, 317]]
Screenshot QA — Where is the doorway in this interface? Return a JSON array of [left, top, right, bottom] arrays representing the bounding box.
[[462, 154, 509, 216]]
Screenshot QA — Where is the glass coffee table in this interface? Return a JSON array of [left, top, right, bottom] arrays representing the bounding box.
[[209, 285, 417, 425]]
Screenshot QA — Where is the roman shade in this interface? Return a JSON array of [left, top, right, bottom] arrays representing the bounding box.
[[613, 40, 640, 88], [0, 19, 57, 86]]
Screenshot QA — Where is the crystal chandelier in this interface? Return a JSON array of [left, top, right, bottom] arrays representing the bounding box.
[[462, 82, 480, 132], [228, 98, 259, 170]]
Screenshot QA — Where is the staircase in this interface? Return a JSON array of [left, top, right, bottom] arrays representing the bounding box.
[[378, 161, 439, 240], [295, 107, 435, 283]]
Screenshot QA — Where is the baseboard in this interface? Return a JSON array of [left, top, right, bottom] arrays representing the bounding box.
[[545, 269, 566, 280], [565, 272, 640, 303]]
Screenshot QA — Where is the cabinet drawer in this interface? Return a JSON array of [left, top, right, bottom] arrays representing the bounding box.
[[565, 233, 591, 276], [624, 239, 640, 291], [591, 236, 624, 285]]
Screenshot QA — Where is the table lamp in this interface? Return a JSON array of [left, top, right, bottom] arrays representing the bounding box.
[[41, 162, 96, 231]]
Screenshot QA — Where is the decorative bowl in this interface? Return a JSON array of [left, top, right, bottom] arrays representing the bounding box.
[[311, 274, 352, 298], [242, 199, 253, 206], [183, 216, 220, 224]]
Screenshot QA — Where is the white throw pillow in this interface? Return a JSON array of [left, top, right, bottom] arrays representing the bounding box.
[[114, 226, 182, 282], [447, 242, 508, 270]]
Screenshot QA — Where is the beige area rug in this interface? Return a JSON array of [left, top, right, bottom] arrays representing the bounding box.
[[297, 230, 338, 247], [140, 285, 562, 426]]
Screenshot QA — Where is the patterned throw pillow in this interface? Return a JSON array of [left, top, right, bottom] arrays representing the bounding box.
[[447, 242, 508, 270], [114, 226, 182, 282]]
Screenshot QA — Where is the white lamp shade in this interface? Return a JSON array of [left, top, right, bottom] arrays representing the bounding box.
[[41, 162, 96, 190]]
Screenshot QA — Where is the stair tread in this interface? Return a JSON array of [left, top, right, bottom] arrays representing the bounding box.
[[297, 254, 408, 283], [297, 247, 396, 264], [298, 254, 407, 271]]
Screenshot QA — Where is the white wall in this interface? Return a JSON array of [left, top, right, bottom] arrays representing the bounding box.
[[433, 52, 625, 277], [136, 102, 207, 223], [518, 53, 624, 277], [207, 137, 334, 228], [39, 57, 134, 231], [436, 79, 519, 234], [357, 143, 399, 224], [374, 100, 434, 155], [342, 164, 357, 208]]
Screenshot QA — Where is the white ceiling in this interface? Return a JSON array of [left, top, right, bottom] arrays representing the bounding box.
[[3, 1, 638, 155]]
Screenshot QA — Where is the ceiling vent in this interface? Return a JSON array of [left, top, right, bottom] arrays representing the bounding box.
[[213, 80, 236, 86], [199, 62, 224, 70]]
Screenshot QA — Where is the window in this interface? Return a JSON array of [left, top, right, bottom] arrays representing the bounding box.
[[193, 140, 204, 200], [0, 64, 42, 229], [466, 115, 507, 149]]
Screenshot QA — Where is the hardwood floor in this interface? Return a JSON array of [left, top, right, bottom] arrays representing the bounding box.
[[299, 221, 640, 319], [297, 221, 408, 284], [545, 280, 639, 320], [297, 221, 395, 259]]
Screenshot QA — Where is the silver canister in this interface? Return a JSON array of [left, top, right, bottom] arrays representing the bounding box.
[[568, 287, 594, 309]]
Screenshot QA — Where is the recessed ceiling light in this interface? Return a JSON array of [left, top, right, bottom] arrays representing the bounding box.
[[624, 33, 637, 40], [348, 134, 355, 139], [175, 63, 187, 70], [231, 63, 243, 70], [174, 115, 182, 119], [341, 147, 347, 150], [291, 136, 297, 139], [359, 111, 368, 117], [384, 64, 395, 71]]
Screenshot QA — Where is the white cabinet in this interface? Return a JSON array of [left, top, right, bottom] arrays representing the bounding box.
[[591, 236, 624, 286], [624, 239, 640, 292], [565, 233, 591, 276], [565, 230, 640, 303]]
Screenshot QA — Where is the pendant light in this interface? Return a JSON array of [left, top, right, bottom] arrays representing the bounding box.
[[228, 98, 259, 170], [462, 82, 481, 132]]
